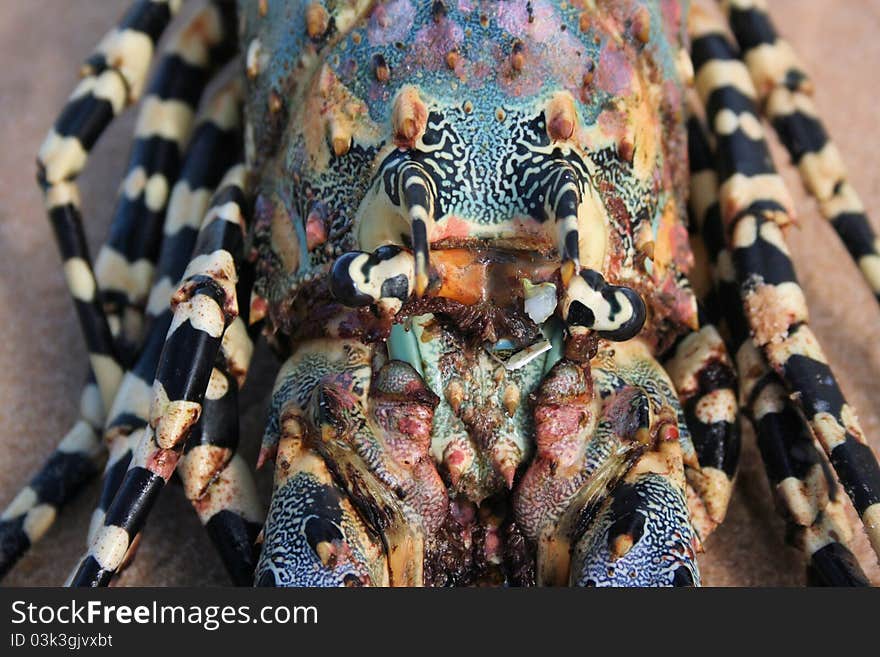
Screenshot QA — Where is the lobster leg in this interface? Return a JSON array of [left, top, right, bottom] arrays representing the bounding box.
[[257, 334, 448, 587], [719, 0, 880, 304], [69, 161, 250, 586], [689, 6, 880, 560], [92, 78, 243, 546], [257, 340, 702, 588], [36, 0, 186, 412], [179, 352, 262, 585], [0, 2, 237, 578], [256, 423, 389, 587], [171, 162, 264, 586], [664, 322, 741, 543], [686, 108, 869, 585], [94, 0, 238, 357], [744, 339, 869, 586], [0, 378, 104, 579], [178, 265, 263, 585]]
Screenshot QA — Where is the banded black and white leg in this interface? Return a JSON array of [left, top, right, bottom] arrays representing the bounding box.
[[180, 361, 262, 585], [690, 8, 880, 561], [90, 78, 244, 551], [148, 84, 261, 583], [11, 1, 193, 570], [663, 322, 740, 544], [94, 0, 238, 357], [740, 339, 869, 586], [37, 0, 188, 412], [0, 376, 104, 579], [720, 0, 880, 304], [685, 102, 870, 585], [177, 263, 263, 585], [1, 3, 237, 576], [93, 156, 258, 582], [69, 164, 251, 586]]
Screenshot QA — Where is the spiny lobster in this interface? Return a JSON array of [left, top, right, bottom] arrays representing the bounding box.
[[2, 0, 879, 586]]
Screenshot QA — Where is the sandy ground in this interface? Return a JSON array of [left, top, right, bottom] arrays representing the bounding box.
[[1, 0, 879, 587]]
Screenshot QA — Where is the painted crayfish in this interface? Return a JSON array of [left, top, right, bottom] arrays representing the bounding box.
[[2, 0, 879, 587]]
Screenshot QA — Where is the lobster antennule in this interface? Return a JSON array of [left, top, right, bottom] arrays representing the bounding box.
[[548, 164, 582, 278], [330, 245, 415, 311], [562, 269, 647, 342], [329, 156, 435, 311], [540, 157, 646, 343], [399, 162, 435, 297]]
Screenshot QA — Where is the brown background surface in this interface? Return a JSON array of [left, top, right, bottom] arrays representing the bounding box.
[[1, 0, 879, 586]]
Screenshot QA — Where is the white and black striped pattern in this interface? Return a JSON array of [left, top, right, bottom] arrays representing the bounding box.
[[89, 79, 245, 547], [398, 161, 434, 297], [721, 0, 880, 304], [330, 245, 415, 313], [95, 0, 238, 357], [0, 377, 105, 579], [2, 4, 220, 570], [720, 0, 812, 98], [127, 172, 259, 588], [344, 153, 438, 303], [69, 164, 250, 586], [1, 4, 236, 576], [37, 0, 185, 413], [686, 106, 869, 585], [332, 88, 646, 343], [746, 345, 869, 586], [88, 85, 251, 580], [145, 78, 243, 328], [664, 324, 740, 542], [690, 11, 880, 561], [562, 268, 647, 342], [179, 270, 262, 585]]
